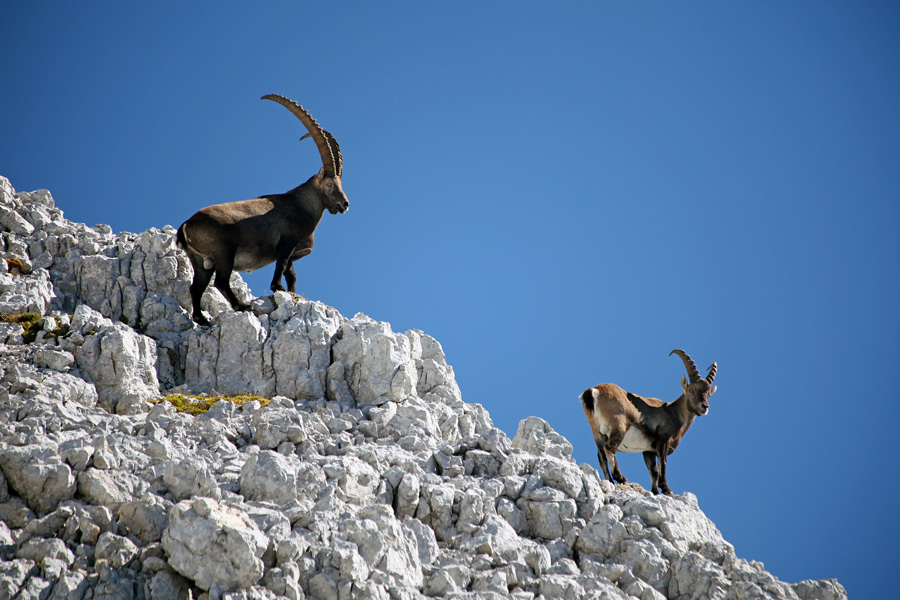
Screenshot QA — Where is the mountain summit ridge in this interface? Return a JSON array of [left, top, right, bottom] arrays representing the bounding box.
[[0, 175, 846, 600]]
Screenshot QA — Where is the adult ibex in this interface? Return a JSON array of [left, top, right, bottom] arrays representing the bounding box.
[[177, 94, 348, 325], [580, 349, 718, 495]]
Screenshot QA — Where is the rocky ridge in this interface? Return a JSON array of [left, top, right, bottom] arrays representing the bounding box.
[[0, 175, 846, 600]]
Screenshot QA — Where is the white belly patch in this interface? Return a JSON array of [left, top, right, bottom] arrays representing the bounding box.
[[590, 408, 654, 453], [619, 426, 654, 453]]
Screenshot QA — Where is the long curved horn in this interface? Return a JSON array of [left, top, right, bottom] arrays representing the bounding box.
[[670, 349, 701, 383], [706, 362, 717, 385], [261, 94, 337, 178], [322, 130, 342, 177], [299, 130, 342, 176]]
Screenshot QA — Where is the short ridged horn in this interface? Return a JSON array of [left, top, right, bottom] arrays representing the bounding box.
[[261, 94, 338, 178], [706, 362, 717, 385], [670, 349, 701, 383]]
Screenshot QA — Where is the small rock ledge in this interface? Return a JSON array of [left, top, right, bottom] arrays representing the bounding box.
[[0, 175, 846, 600]]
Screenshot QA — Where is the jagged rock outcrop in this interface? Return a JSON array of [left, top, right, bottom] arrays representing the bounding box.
[[0, 174, 846, 600]]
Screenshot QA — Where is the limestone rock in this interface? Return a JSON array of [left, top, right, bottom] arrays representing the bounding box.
[[164, 457, 222, 501], [332, 314, 419, 406], [0, 203, 35, 236], [0, 445, 76, 515], [117, 495, 173, 544], [95, 531, 140, 569], [511, 415, 574, 459], [0, 265, 55, 314], [71, 304, 160, 413], [162, 497, 268, 592], [239, 449, 300, 505]]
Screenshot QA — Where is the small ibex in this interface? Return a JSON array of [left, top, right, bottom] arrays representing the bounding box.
[[580, 349, 718, 495], [177, 94, 348, 325]]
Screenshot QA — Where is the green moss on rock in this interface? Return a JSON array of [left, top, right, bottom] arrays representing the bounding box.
[[1, 312, 42, 343], [151, 393, 270, 416]]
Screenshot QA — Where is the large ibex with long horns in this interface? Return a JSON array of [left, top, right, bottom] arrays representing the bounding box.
[[177, 94, 348, 325], [580, 349, 718, 495]]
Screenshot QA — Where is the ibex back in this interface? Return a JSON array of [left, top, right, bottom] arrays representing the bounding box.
[[177, 94, 348, 325]]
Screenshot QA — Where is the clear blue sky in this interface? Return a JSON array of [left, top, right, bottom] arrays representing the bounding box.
[[3, 2, 898, 597]]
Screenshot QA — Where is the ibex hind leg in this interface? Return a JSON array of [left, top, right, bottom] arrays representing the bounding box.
[[212, 255, 251, 313], [592, 433, 614, 482], [604, 432, 629, 484], [188, 257, 214, 325], [595, 435, 627, 484], [605, 449, 629, 484], [595, 446, 613, 482]]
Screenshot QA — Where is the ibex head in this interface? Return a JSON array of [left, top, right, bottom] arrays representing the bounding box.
[[670, 349, 717, 416], [261, 94, 349, 215]]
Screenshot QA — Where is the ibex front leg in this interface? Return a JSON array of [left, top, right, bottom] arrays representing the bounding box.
[[271, 239, 312, 293], [655, 443, 674, 496], [643, 452, 660, 495], [270, 256, 290, 293]]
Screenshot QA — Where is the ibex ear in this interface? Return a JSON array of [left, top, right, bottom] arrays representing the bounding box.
[[709, 385, 717, 396], [681, 374, 688, 392]]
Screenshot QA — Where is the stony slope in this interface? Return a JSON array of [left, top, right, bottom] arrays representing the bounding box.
[[0, 175, 846, 600]]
